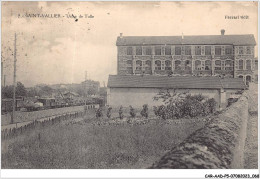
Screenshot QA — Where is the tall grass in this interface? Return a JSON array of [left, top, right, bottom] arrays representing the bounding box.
[[2, 118, 205, 169]]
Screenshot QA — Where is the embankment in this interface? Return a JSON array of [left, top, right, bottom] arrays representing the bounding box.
[[150, 93, 248, 169]]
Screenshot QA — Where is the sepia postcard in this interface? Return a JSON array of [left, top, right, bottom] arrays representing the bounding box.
[[1, 1, 259, 178]]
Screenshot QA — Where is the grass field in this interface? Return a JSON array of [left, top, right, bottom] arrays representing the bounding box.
[[1, 113, 207, 169]]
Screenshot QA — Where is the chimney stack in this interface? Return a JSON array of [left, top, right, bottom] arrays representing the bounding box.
[[221, 29, 225, 35], [120, 33, 123, 38]]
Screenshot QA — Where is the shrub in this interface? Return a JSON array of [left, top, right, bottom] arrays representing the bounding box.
[[140, 104, 148, 118], [154, 105, 166, 120], [107, 107, 112, 119], [206, 98, 217, 113], [96, 107, 103, 118], [153, 90, 217, 119], [119, 106, 124, 119], [129, 106, 136, 118]]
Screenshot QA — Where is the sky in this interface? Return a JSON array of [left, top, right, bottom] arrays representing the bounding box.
[[1, 1, 258, 87]]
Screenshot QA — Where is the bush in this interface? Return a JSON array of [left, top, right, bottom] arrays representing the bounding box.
[[119, 106, 124, 119], [140, 104, 148, 118], [206, 98, 217, 114], [129, 106, 136, 118], [107, 107, 112, 119], [153, 91, 217, 119], [153, 105, 166, 120], [96, 107, 103, 118]]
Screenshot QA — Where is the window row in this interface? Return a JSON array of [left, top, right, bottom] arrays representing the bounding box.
[[127, 60, 242, 71], [126, 46, 237, 56]]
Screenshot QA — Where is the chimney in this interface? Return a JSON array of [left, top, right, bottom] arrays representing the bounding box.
[[221, 29, 225, 35], [120, 33, 123, 38]]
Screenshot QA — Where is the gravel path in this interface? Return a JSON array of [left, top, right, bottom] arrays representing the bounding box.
[[244, 83, 258, 169]]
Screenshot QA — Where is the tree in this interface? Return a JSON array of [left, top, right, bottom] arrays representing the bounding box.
[[87, 86, 98, 96], [16, 82, 27, 96], [38, 85, 53, 97], [1, 81, 27, 98]]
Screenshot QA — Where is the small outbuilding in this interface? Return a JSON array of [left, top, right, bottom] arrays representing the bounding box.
[[107, 75, 246, 110]]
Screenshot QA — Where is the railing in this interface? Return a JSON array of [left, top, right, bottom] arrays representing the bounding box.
[[1, 104, 99, 140]]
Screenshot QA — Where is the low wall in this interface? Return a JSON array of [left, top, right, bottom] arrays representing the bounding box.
[[150, 92, 249, 169]]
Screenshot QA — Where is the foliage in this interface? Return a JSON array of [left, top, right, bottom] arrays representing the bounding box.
[[140, 104, 149, 118], [96, 107, 103, 118], [129, 105, 136, 118], [153, 90, 217, 119], [2, 82, 27, 98], [107, 107, 112, 119], [119, 106, 124, 119]]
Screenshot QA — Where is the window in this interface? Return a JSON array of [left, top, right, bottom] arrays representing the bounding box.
[[165, 46, 171, 55], [215, 60, 221, 66], [155, 60, 161, 70], [145, 46, 152, 55], [165, 60, 172, 70], [127, 47, 132, 55], [136, 60, 142, 70], [175, 60, 181, 70], [136, 46, 142, 55], [175, 46, 181, 55], [239, 47, 244, 55], [225, 47, 232, 55], [195, 46, 201, 55], [145, 60, 151, 70], [185, 46, 191, 55], [195, 60, 201, 70], [238, 60, 243, 70], [126, 60, 132, 65], [155, 46, 161, 55], [205, 60, 211, 70], [215, 46, 221, 55], [205, 46, 211, 55], [185, 60, 191, 70], [215, 60, 221, 70], [145, 60, 151, 66], [246, 60, 251, 70], [225, 60, 233, 70], [246, 47, 251, 54]]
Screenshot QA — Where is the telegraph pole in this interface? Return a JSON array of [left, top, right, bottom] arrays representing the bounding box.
[[4, 75, 6, 87], [1, 62, 3, 87], [11, 33, 17, 124], [85, 71, 87, 97]]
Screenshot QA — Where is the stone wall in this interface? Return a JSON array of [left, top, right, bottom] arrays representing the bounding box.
[[149, 93, 249, 169]]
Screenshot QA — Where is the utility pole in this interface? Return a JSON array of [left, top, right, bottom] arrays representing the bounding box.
[[11, 33, 17, 124], [84, 71, 87, 97], [4, 75, 6, 87], [1, 61, 3, 87]]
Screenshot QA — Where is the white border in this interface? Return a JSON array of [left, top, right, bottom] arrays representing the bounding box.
[[1, 0, 259, 178], [1, 169, 260, 179]]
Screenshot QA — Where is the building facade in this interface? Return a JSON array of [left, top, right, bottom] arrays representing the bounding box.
[[116, 30, 256, 85]]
